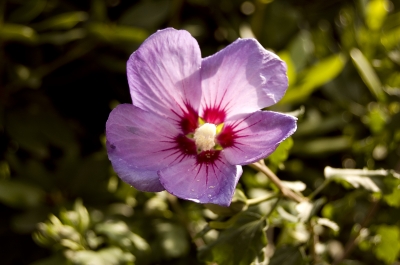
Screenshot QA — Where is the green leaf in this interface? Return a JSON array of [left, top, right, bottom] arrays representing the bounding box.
[[119, 0, 170, 28], [8, 0, 46, 23], [90, 0, 107, 21], [39, 29, 86, 45], [30, 254, 66, 265], [11, 207, 49, 233], [291, 136, 352, 156], [365, 0, 389, 31], [0, 179, 44, 208], [316, 217, 339, 232], [381, 26, 400, 50], [268, 137, 293, 169], [206, 189, 248, 216], [350, 48, 386, 102], [95, 221, 150, 252], [277, 51, 297, 86], [32, 12, 88, 31], [280, 53, 346, 104], [382, 178, 400, 207], [87, 23, 148, 44], [373, 225, 400, 264], [0, 23, 38, 43], [155, 222, 189, 258], [199, 210, 267, 265], [363, 104, 388, 134], [65, 247, 135, 265], [287, 30, 314, 73], [269, 246, 307, 265], [295, 110, 346, 137]]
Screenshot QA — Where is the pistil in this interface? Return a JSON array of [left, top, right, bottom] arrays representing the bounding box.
[[193, 123, 217, 151]]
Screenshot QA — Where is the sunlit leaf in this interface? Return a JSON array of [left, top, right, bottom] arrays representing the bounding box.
[[350, 48, 386, 102], [39, 29, 86, 45], [65, 247, 135, 265], [323, 166, 399, 192], [278, 51, 297, 86], [287, 30, 314, 73], [381, 26, 400, 50], [33, 12, 88, 31], [268, 137, 293, 169], [199, 210, 267, 265], [382, 178, 400, 208], [95, 221, 150, 253], [281, 180, 306, 192], [291, 136, 352, 156], [0, 180, 44, 208], [0, 23, 38, 43], [296, 198, 326, 223], [280, 53, 346, 104], [366, 0, 389, 31], [87, 23, 148, 44], [373, 225, 400, 264], [362, 104, 388, 134], [317, 218, 339, 232]]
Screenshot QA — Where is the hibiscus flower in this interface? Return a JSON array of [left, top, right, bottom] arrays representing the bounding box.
[[106, 28, 296, 206]]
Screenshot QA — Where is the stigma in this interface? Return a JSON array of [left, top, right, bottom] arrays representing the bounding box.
[[193, 123, 217, 151]]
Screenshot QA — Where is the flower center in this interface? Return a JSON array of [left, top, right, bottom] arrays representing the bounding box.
[[193, 123, 217, 151]]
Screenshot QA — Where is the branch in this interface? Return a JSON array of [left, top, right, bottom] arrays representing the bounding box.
[[250, 161, 306, 203]]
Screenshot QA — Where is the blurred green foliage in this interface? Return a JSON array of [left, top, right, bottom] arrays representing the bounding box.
[[1, 0, 400, 264]]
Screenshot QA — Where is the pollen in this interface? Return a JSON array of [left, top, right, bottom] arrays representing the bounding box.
[[193, 123, 217, 151]]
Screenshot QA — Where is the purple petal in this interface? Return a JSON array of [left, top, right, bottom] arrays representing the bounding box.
[[159, 156, 243, 206], [106, 149, 164, 192], [220, 111, 297, 165], [200, 39, 288, 120], [127, 28, 202, 120], [106, 104, 184, 191]]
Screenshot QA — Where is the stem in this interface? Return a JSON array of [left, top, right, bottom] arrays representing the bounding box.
[[310, 219, 321, 264], [332, 199, 380, 265], [308, 178, 331, 200], [267, 196, 281, 218], [250, 161, 306, 203], [247, 193, 278, 206]]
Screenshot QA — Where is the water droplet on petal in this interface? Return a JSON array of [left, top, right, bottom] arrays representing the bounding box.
[[209, 186, 215, 189], [196, 179, 200, 182], [208, 194, 212, 198], [191, 189, 195, 192]]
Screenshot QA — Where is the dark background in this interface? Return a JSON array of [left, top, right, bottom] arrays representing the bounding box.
[[1, 0, 400, 264]]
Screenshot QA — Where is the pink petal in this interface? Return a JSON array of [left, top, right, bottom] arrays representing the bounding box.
[[159, 155, 242, 206], [219, 111, 297, 165], [106, 104, 187, 191], [200, 39, 288, 120], [127, 28, 202, 121]]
